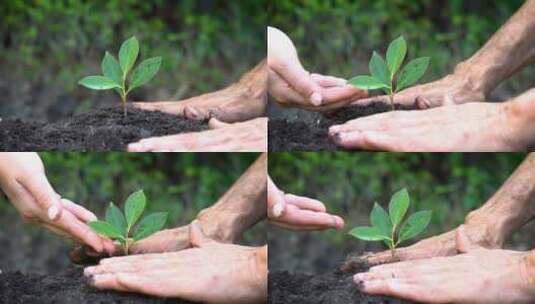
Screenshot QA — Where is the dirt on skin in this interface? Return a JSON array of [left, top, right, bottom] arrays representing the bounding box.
[[268, 258, 413, 304], [0, 106, 207, 151], [268, 102, 416, 151], [0, 266, 197, 304]]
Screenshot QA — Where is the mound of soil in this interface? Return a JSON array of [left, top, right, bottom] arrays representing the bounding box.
[[0, 106, 206, 151], [0, 267, 196, 304], [269, 260, 412, 304], [268, 103, 415, 151]]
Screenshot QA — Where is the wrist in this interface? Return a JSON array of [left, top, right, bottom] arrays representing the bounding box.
[[463, 208, 508, 248], [249, 245, 267, 301], [196, 205, 240, 243], [451, 61, 489, 99], [502, 91, 535, 149], [520, 250, 535, 294]]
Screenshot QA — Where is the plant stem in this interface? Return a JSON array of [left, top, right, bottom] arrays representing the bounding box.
[[389, 93, 395, 111], [124, 241, 129, 255], [121, 89, 127, 118]]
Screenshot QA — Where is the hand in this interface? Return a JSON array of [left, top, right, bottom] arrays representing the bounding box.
[[329, 100, 531, 151], [84, 222, 267, 303], [128, 117, 267, 152], [267, 176, 344, 230], [0, 152, 114, 253], [350, 73, 485, 109], [268, 26, 367, 110], [354, 226, 535, 303], [359, 209, 505, 266]]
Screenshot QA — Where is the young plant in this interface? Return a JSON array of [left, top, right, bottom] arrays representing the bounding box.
[[349, 188, 431, 257], [89, 190, 167, 255], [349, 36, 429, 110], [78, 36, 162, 117]]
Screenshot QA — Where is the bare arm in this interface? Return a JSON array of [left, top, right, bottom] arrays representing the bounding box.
[[197, 153, 267, 243]]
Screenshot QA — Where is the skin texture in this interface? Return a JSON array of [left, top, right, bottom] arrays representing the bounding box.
[[268, 26, 367, 111], [134, 60, 267, 123], [360, 153, 535, 266], [267, 175, 344, 231], [72, 154, 267, 259], [351, 0, 535, 108], [329, 89, 535, 151], [85, 222, 267, 304], [354, 226, 535, 303], [128, 117, 267, 152], [0, 152, 114, 254]]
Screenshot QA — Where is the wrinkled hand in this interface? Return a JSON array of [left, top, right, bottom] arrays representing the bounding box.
[[267, 176, 344, 230], [128, 117, 267, 152], [354, 226, 535, 303], [350, 73, 485, 109], [329, 101, 526, 151], [0, 153, 114, 254], [268, 26, 367, 111], [84, 222, 267, 303]]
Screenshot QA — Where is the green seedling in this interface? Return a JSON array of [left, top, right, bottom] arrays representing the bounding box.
[[79, 36, 162, 117], [349, 36, 429, 110], [349, 188, 431, 258], [89, 190, 167, 255]]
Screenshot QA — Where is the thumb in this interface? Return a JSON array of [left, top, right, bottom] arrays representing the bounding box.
[[208, 118, 231, 129], [456, 225, 483, 253], [272, 64, 323, 106], [22, 173, 63, 221], [189, 220, 214, 248], [267, 177, 285, 219]]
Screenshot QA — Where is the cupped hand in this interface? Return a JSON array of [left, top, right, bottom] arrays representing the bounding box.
[[84, 221, 267, 303], [127, 117, 267, 152], [0, 152, 114, 254], [267, 176, 344, 230], [354, 226, 535, 303], [329, 101, 527, 151], [350, 73, 486, 109], [268, 26, 367, 110]]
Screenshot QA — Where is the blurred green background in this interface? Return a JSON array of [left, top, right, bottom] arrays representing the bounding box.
[[0, 0, 265, 121], [268, 0, 533, 104], [0, 152, 265, 274], [269, 152, 534, 273]]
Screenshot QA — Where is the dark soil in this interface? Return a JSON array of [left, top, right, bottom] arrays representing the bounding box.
[[268, 102, 415, 151], [0, 106, 206, 151], [268, 259, 412, 304], [0, 266, 196, 304]]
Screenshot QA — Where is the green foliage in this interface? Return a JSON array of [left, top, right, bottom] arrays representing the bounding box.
[[89, 189, 167, 254], [349, 189, 431, 252], [79, 36, 161, 117], [350, 36, 429, 109]]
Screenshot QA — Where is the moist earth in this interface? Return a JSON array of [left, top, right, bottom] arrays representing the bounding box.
[[0, 106, 207, 151], [268, 103, 415, 151], [269, 260, 413, 304], [0, 266, 197, 304]]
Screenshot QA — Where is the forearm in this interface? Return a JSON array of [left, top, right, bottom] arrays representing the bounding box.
[[197, 153, 267, 242], [466, 153, 535, 243], [454, 0, 535, 97]]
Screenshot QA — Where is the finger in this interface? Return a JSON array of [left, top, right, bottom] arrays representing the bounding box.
[[321, 86, 368, 105], [455, 225, 483, 253], [61, 199, 97, 223], [20, 173, 63, 221], [283, 194, 326, 212], [415, 96, 432, 109], [310, 74, 347, 87], [208, 117, 231, 129], [184, 105, 204, 121], [349, 95, 390, 107], [332, 130, 401, 151], [267, 177, 285, 218], [443, 93, 456, 106], [52, 211, 105, 253], [281, 207, 344, 230], [89, 273, 130, 292], [359, 279, 425, 301], [272, 66, 323, 106], [133, 101, 183, 116], [189, 220, 214, 248], [115, 273, 175, 298]]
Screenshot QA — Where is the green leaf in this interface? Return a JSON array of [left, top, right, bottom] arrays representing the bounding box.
[[349, 76, 390, 90], [124, 190, 146, 230], [369, 52, 391, 86], [386, 36, 407, 76], [399, 210, 432, 243], [396, 57, 430, 92], [89, 220, 123, 239], [119, 36, 139, 75], [101, 52, 123, 86], [349, 226, 390, 241], [78, 76, 121, 90], [128, 57, 162, 92], [370, 202, 392, 236], [133, 212, 168, 241], [389, 188, 410, 228], [105, 202, 127, 234]]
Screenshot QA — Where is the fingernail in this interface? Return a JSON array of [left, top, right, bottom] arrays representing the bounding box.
[[329, 125, 340, 135], [186, 107, 200, 120], [83, 274, 94, 285], [48, 205, 59, 220], [272, 203, 284, 218], [84, 267, 95, 276], [310, 92, 322, 106], [333, 132, 343, 144]]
